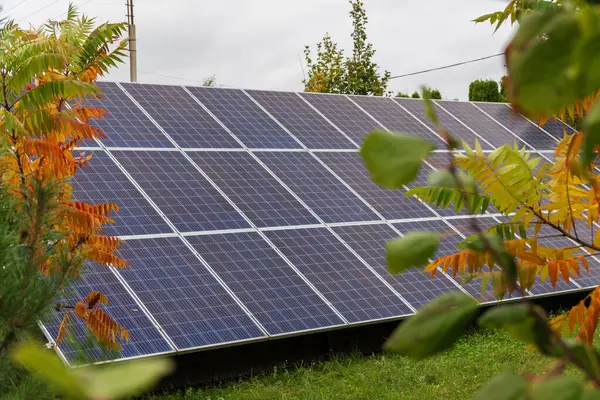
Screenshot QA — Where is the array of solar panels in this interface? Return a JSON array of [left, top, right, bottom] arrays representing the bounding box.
[[40, 82, 600, 365]]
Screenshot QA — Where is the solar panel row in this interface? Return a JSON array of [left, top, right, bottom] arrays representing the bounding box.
[[43, 82, 592, 365]]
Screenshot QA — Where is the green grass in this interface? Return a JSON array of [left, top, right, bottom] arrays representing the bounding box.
[[148, 328, 588, 400]]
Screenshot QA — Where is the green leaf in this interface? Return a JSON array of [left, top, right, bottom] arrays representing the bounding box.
[[383, 292, 478, 359], [386, 231, 440, 274], [582, 388, 600, 400], [582, 101, 600, 169], [551, 339, 600, 377], [507, 7, 581, 118], [360, 130, 436, 189], [11, 341, 86, 399], [478, 303, 531, 327], [479, 304, 556, 356], [427, 169, 455, 188], [530, 376, 583, 400], [79, 357, 174, 400], [473, 373, 528, 400]]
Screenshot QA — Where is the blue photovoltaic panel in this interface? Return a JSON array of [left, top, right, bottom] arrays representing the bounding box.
[[299, 92, 379, 144], [111, 151, 250, 232], [538, 117, 575, 141], [349, 96, 445, 146], [186, 87, 300, 149], [256, 152, 380, 223], [118, 237, 266, 350], [265, 227, 412, 323], [332, 223, 460, 308], [121, 83, 241, 149], [187, 151, 320, 227], [395, 98, 494, 150], [92, 82, 173, 148], [437, 101, 529, 149], [71, 151, 172, 236], [316, 152, 437, 220], [475, 103, 559, 150], [187, 231, 345, 335], [43, 263, 174, 363], [246, 90, 356, 149]]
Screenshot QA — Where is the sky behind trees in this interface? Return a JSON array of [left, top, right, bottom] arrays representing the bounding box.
[[8, 0, 514, 100]]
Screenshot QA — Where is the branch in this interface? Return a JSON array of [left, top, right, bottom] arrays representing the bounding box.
[[565, 137, 579, 240]]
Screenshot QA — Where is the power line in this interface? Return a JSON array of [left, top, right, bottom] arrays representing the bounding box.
[[389, 53, 504, 80], [138, 70, 210, 85], [52, 0, 96, 20], [5, 0, 28, 14], [17, 0, 61, 22]]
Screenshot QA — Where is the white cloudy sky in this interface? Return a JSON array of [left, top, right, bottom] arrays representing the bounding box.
[[7, 0, 515, 100]]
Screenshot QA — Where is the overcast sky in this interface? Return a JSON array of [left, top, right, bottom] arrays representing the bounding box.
[[7, 0, 515, 100]]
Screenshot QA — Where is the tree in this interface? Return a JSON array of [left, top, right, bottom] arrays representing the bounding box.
[[411, 91, 420, 99], [360, 0, 600, 396], [499, 75, 508, 102], [395, 91, 410, 98], [202, 74, 217, 87], [303, 0, 391, 96], [0, 3, 132, 374], [429, 89, 442, 100], [468, 79, 501, 102]]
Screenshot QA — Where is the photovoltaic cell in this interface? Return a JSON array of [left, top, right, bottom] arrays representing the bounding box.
[[349, 96, 445, 146], [437, 101, 529, 149], [299, 92, 379, 144], [71, 151, 172, 236], [395, 98, 494, 150], [332, 223, 460, 308], [42, 263, 174, 363], [187, 231, 345, 335], [316, 152, 437, 220], [121, 83, 241, 149], [246, 90, 356, 149], [256, 152, 380, 223], [92, 82, 173, 148], [537, 117, 575, 140], [186, 87, 300, 149], [118, 237, 266, 350], [265, 228, 412, 323], [111, 151, 250, 232], [187, 151, 320, 227], [475, 103, 559, 150]]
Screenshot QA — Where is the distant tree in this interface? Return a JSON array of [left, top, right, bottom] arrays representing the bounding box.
[[395, 91, 410, 98], [303, 0, 391, 96], [468, 79, 501, 102], [411, 91, 421, 99], [202, 74, 217, 87], [429, 89, 442, 100]]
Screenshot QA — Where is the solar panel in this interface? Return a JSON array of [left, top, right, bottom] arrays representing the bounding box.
[[349, 96, 445, 146], [187, 87, 301, 149], [536, 117, 575, 140], [264, 227, 413, 323], [47, 83, 589, 367], [111, 150, 250, 232], [256, 151, 380, 223], [117, 237, 266, 350], [186, 231, 345, 335], [332, 223, 461, 308], [436, 101, 529, 149], [92, 82, 173, 148], [395, 98, 495, 150], [315, 151, 437, 220], [475, 103, 559, 150], [246, 90, 356, 149], [121, 83, 242, 149], [299, 92, 381, 144], [187, 151, 320, 227], [43, 263, 174, 363], [71, 151, 173, 236]]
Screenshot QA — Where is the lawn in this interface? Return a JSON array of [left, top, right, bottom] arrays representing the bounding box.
[[148, 328, 588, 400]]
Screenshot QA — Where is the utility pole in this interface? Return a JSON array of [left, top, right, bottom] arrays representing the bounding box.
[[126, 0, 137, 82]]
